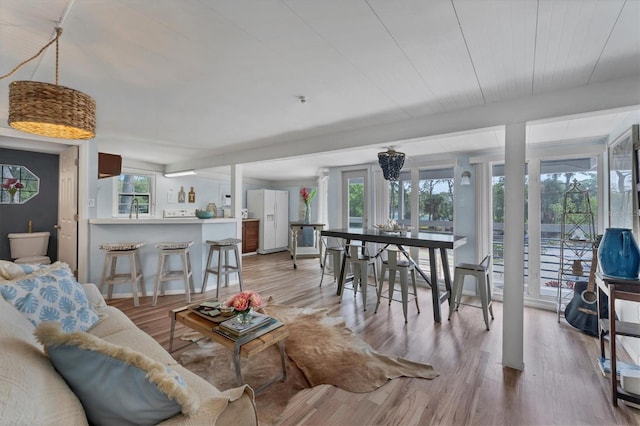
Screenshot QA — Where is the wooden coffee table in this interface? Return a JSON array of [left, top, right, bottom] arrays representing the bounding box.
[[169, 304, 289, 393]]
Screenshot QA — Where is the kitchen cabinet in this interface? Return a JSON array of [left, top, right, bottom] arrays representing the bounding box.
[[242, 219, 259, 254]]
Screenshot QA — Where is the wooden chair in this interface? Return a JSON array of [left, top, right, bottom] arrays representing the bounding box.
[[449, 254, 494, 330], [375, 247, 420, 323]]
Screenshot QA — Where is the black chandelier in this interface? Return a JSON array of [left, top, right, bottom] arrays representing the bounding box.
[[378, 148, 405, 181]]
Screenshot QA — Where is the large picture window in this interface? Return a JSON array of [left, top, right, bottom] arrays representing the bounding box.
[[418, 168, 454, 232], [113, 172, 153, 217]]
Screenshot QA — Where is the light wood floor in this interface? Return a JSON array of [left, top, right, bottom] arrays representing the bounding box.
[[109, 251, 640, 425]]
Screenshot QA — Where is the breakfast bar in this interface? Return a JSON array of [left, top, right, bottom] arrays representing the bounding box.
[[89, 218, 241, 300]]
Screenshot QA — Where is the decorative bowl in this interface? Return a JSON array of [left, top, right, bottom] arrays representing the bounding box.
[[195, 209, 214, 219]]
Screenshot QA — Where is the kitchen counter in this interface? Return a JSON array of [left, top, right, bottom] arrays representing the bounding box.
[[89, 218, 242, 300], [89, 218, 239, 225]]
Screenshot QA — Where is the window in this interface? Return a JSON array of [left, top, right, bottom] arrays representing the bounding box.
[[389, 170, 412, 225], [418, 168, 454, 232], [492, 163, 529, 294], [343, 170, 367, 230], [113, 173, 153, 217], [539, 157, 598, 297], [1, 164, 39, 204]]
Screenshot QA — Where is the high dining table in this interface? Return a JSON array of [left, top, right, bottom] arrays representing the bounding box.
[[321, 228, 467, 323]]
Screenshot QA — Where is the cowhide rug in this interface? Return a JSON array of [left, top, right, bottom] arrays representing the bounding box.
[[179, 303, 437, 424]]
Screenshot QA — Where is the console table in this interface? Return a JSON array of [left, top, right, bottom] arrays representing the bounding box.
[[289, 222, 324, 269], [596, 274, 640, 407]]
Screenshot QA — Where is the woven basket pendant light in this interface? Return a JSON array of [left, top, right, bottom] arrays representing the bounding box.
[[5, 28, 96, 140]]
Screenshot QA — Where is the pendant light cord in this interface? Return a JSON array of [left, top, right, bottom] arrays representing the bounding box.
[[0, 28, 63, 81]]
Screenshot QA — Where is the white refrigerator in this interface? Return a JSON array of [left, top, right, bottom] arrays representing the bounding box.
[[246, 189, 289, 254]]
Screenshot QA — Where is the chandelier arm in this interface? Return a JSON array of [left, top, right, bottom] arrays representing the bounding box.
[[0, 28, 62, 81]]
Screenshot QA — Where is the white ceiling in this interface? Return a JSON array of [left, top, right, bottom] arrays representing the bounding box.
[[0, 0, 638, 181]]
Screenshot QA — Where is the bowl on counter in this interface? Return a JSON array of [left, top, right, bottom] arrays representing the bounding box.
[[195, 209, 214, 219]]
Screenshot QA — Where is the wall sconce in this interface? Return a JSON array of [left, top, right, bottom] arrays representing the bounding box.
[[460, 171, 472, 186], [378, 148, 405, 181]]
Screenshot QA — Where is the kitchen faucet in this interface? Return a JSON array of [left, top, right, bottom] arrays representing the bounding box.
[[129, 198, 139, 219]]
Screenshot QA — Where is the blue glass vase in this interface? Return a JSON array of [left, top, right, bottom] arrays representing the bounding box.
[[598, 228, 640, 279]]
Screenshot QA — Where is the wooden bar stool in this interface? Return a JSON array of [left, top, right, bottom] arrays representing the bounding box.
[[449, 254, 494, 330], [152, 241, 195, 306], [375, 248, 420, 323], [98, 242, 146, 307], [201, 238, 244, 298]]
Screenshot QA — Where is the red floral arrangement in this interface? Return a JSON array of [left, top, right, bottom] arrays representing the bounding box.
[[225, 290, 263, 314], [2, 178, 23, 196], [300, 186, 317, 206]]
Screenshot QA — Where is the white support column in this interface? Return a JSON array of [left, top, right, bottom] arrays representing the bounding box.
[[317, 168, 329, 227], [502, 122, 526, 371], [231, 164, 243, 239]]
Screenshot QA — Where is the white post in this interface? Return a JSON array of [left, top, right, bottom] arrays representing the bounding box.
[[231, 164, 243, 239], [502, 122, 526, 370]]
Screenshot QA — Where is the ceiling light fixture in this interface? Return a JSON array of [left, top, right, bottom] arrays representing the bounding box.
[[1, 27, 96, 140], [378, 148, 405, 181], [164, 170, 197, 178]]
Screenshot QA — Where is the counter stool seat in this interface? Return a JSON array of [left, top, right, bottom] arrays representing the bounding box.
[[449, 254, 494, 330], [152, 241, 195, 306], [99, 242, 146, 307], [202, 238, 243, 298]]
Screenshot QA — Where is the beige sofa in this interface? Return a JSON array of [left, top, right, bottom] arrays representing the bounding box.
[[0, 262, 258, 425]]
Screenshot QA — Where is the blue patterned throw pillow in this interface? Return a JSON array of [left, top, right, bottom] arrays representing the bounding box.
[[0, 262, 99, 332], [34, 322, 199, 425]]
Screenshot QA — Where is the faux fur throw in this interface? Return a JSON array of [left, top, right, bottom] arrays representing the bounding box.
[[260, 304, 438, 392]]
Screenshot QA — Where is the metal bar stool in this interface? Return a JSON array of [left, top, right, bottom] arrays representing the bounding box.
[[98, 242, 146, 307], [201, 238, 244, 298], [342, 243, 378, 310], [375, 247, 420, 323], [449, 254, 494, 330], [152, 241, 195, 306], [319, 236, 346, 287]]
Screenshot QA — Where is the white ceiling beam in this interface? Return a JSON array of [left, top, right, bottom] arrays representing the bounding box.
[[166, 75, 639, 173]]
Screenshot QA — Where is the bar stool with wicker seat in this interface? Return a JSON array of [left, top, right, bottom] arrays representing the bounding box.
[[98, 242, 146, 307], [152, 241, 195, 306], [448, 254, 494, 330], [375, 247, 420, 323], [201, 238, 244, 298]]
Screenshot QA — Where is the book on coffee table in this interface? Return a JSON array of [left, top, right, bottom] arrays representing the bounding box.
[[219, 311, 272, 337]]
